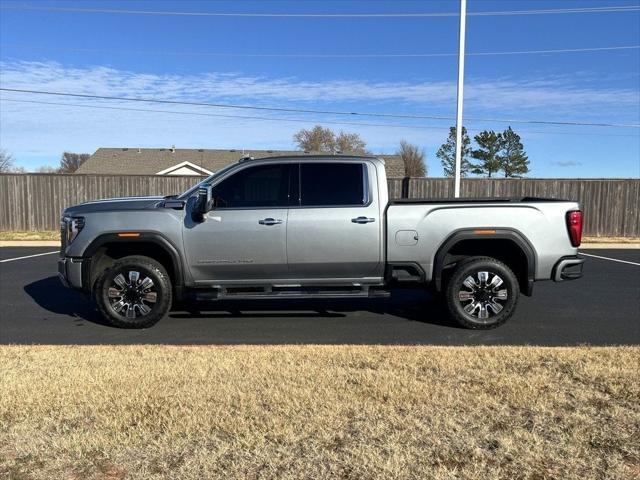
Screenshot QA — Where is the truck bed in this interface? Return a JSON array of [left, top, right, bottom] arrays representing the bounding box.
[[385, 196, 580, 282]]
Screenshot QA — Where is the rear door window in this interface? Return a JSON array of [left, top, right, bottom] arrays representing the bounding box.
[[300, 163, 367, 207]]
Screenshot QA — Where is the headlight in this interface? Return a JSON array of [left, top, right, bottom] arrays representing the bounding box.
[[63, 216, 85, 245]]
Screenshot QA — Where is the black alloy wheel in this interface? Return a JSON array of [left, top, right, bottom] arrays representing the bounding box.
[[95, 255, 172, 328], [444, 256, 519, 329]]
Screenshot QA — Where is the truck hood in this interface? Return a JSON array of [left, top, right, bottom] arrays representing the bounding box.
[[62, 196, 164, 216]]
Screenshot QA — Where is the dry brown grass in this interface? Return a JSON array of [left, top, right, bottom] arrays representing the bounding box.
[[0, 231, 59, 241], [0, 346, 639, 480], [582, 236, 640, 244]]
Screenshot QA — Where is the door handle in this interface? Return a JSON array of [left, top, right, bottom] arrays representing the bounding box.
[[351, 216, 375, 224], [258, 218, 283, 225]]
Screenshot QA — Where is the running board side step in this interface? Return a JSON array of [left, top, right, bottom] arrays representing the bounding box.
[[193, 285, 390, 301]]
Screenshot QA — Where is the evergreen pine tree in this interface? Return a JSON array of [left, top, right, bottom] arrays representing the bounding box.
[[499, 127, 530, 177], [437, 126, 473, 177], [471, 130, 503, 178]]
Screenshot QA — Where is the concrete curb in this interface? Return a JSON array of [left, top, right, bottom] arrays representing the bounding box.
[[580, 243, 640, 249], [0, 241, 61, 247]]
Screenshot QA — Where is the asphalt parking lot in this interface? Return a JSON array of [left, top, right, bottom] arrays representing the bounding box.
[[0, 247, 638, 345]]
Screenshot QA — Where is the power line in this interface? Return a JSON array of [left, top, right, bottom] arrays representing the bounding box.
[[470, 6, 640, 17], [1, 4, 639, 17], [466, 45, 640, 57], [2, 43, 638, 58], [2, 97, 638, 137], [0, 98, 436, 130], [1, 87, 638, 129], [0, 87, 453, 121]]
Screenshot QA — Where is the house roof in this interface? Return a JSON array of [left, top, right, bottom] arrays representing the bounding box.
[[75, 148, 406, 177]]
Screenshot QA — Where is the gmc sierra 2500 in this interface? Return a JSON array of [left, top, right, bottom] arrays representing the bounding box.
[[59, 155, 584, 329]]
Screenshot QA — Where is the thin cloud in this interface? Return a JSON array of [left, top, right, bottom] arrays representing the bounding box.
[[551, 160, 582, 167], [1, 60, 638, 114]]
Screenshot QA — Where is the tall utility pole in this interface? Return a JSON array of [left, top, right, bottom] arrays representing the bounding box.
[[454, 0, 467, 198]]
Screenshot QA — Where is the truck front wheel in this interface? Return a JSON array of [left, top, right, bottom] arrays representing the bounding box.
[[94, 255, 172, 328], [444, 257, 519, 329]]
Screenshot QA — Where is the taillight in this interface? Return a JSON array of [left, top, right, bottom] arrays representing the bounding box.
[[566, 210, 583, 247]]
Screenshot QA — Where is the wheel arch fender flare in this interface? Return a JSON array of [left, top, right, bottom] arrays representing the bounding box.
[[81, 232, 186, 292], [432, 228, 537, 295]]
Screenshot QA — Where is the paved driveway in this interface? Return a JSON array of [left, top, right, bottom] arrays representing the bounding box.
[[1, 247, 638, 345]]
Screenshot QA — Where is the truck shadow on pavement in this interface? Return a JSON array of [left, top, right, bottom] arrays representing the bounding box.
[[24, 276, 458, 330], [24, 276, 111, 326]]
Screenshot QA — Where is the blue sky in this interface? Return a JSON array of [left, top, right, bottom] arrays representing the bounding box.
[[1, 0, 639, 177]]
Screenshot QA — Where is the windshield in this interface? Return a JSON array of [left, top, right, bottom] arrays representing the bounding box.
[[177, 161, 240, 199]]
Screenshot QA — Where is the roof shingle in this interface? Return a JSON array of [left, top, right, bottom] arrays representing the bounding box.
[[76, 148, 406, 177]]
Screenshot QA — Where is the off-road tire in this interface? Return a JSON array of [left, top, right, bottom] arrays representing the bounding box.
[[95, 255, 172, 328], [444, 256, 519, 329]]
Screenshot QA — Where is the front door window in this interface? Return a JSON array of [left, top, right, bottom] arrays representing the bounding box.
[[213, 164, 293, 209]]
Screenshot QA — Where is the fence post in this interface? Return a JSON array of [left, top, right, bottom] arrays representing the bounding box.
[[401, 177, 410, 199]]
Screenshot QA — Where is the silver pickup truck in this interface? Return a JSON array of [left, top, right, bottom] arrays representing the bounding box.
[[59, 155, 584, 329]]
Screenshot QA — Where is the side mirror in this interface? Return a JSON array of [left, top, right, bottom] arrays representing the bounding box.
[[192, 185, 213, 222]]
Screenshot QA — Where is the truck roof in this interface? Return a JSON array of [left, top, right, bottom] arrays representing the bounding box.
[[238, 154, 383, 163]]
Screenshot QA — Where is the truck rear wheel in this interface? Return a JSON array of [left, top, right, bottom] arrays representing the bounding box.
[[444, 256, 519, 329], [94, 255, 172, 328]]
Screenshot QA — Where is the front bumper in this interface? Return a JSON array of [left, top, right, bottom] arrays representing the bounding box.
[[58, 256, 84, 290], [552, 256, 585, 282]]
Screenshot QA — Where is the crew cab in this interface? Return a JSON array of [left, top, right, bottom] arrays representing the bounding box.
[[58, 155, 584, 329]]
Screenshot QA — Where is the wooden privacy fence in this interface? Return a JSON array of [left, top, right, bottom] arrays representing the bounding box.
[[0, 174, 638, 236], [386, 177, 639, 237], [0, 174, 198, 232]]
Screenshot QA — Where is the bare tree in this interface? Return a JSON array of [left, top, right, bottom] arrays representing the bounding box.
[[397, 140, 427, 177], [0, 149, 14, 173], [293, 125, 368, 154], [335, 132, 368, 154], [293, 125, 336, 152], [59, 152, 90, 173]]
